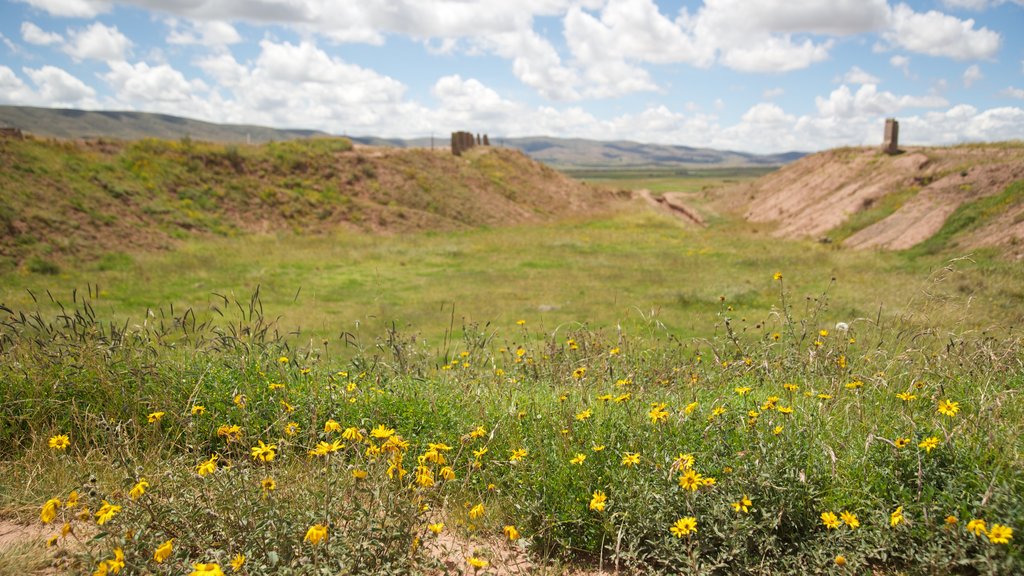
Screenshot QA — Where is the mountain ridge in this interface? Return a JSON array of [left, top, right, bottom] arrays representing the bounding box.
[[0, 105, 804, 170]]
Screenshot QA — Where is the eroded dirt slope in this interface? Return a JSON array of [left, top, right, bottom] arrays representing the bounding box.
[[736, 143, 1024, 257]]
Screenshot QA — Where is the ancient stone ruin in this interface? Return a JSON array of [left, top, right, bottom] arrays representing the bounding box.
[[451, 131, 491, 156], [0, 127, 24, 140], [882, 118, 899, 155]]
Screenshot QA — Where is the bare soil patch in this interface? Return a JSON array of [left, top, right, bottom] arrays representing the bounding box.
[[731, 143, 1024, 255]]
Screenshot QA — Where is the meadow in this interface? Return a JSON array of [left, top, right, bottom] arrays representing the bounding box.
[[1, 168, 1022, 575]]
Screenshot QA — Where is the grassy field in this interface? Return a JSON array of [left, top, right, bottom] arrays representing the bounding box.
[[571, 167, 776, 194], [2, 205, 1022, 351], [1, 168, 1022, 575]]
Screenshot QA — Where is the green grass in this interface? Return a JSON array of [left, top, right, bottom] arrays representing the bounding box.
[[2, 268, 1021, 575], [2, 167, 1024, 575], [573, 167, 774, 194], [827, 186, 922, 244], [4, 207, 1021, 350], [908, 180, 1024, 257]]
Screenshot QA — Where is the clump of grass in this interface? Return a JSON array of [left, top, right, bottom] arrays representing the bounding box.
[[909, 180, 1024, 257], [4, 271, 1022, 575]]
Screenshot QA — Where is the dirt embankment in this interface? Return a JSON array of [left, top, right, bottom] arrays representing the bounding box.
[[736, 143, 1024, 257], [0, 135, 614, 266]]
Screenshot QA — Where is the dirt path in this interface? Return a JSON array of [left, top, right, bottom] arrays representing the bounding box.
[[635, 189, 706, 227]]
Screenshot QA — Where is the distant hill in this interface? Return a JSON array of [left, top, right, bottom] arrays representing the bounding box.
[[0, 105, 327, 143], [0, 105, 803, 169], [350, 135, 804, 170]]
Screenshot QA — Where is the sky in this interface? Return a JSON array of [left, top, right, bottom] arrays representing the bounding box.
[[0, 0, 1022, 154]]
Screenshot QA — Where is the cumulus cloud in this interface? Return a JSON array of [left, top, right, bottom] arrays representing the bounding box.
[[64, 22, 131, 62], [167, 19, 241, 46], [962, 64, 983, 88], [0, 66, 36, 104], [14, 0, 108, 18], [889, 55, 911, 77], [1000, 87, 1024, 99], [815, 84, 948, 118], [884, 4, 1000, 60], [21, 22, 63, 46], [22, 64, 97, 106], [841, 66, 881, 85]]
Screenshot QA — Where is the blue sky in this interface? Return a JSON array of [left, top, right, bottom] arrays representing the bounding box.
[[0, 0, 1021, 153]]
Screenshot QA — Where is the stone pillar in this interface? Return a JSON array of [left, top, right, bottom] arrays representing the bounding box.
[[482, 134, 490, 146], [882, 118, 899, 155]]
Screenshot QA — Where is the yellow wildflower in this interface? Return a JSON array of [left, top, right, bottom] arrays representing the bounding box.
[[987, 524, 1013, 544], [428, 522, 444, 534], [621, 452, 640, 467], [250, 440, 277, 463], [153, 539, 173, 563], [732, 495, 753, 513], [197, 455, 218, 476], [261, 477, 276, 492], [890, 506, 904, 527], [509, 448, 527, 462], [148, 412, 165, 423], [129, 479, 149, 500], [370, 424, 395, 439], [670, 517, 697, 537], [570, 453, 586, 465], [324, 419, 342, 433], [575, 408, 592, 421], [589, 490, 607, 512], [937, 399, 960, 417], [467, 557, 489, 569], [821, 511, 841, 529], [469, 503, 485, 520], [648, 403, 669, 424], [503, 525, 520, 541], [918, 437, 940, 453], [40, 498, 60, 524], [967, 518, 987, 536], [841, 511, 859, 530], [190, 563, 225, 576], [48, 435, 70, 450], [304, 524, 328, 545], [230, 554, 245, 572], [95, 501, 121, 525]]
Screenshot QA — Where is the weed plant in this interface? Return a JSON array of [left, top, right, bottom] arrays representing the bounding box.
[[2, 271, 1021, 575]]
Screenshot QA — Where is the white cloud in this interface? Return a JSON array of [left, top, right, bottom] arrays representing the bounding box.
[[885, 4, 1000, 60], [22, 64, 97, 106], [103, 61, 207, 106], [841, 66, 881, 85], [962, 64, 983, 88], [718, 36, 832, 73], [478, 29, 581, 101], [889, 54, 911, 77], [167, 19, 241, 46], [763, 87, 785, 98], [21, 22, 63, 46], [1000, 87, 1024, 99], [64, 22, 131, 62], [14, 0, 108, 18], [815, 84, 947, 118], [0, 66, 35, 104], [0, 34, 18, 53]]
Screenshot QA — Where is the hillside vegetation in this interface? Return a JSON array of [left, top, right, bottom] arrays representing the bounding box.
[[736, 143, 1024, 259], [0, 134, 612, 270]]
